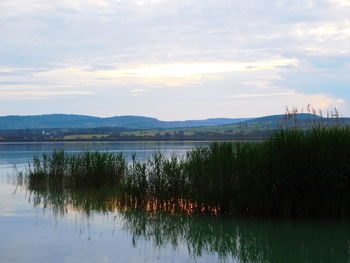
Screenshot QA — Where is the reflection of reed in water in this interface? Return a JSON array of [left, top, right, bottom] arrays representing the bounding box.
[[24, 183, 219, 216], [18, 184, 350, 263]]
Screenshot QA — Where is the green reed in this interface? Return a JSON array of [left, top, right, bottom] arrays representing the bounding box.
[[28, 151, 127, 190], [20, 126, 350, 217]]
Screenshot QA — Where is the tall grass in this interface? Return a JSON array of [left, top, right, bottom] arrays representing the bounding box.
[[20, 126, 350, 217], [29, 151, 127, 190]]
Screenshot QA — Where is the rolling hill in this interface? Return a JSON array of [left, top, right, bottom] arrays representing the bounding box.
[[0, 114, 251, 130], [182, 113, 350, 133]]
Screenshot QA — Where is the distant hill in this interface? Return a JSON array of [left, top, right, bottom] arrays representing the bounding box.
[[0, 114, 251, 130], [236, 113, 349, 129], [184, 113, 350, 132], [0, 113, 348, 142], [242, 113, 323, 128]]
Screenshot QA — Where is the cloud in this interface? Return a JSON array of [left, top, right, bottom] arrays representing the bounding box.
[[296, 21, 350, 41], [328, 0, 350, 7], [0, 90, 94, 100], [226, 92, 295, 99], [114, 60, 298, 77], [30, 59, 298, 87], [129, 88, 149, 96], [227, 89, 344, 112], [305, 94, 345, 109], [0, 59, 297, 100]]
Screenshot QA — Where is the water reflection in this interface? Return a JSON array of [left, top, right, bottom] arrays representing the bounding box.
[[20, 184, 350, 263]]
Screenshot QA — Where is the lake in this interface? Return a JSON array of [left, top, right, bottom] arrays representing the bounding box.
[[0, 142, 349, 263]]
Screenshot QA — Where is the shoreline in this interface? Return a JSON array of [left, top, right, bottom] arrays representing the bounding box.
[[0, 138, 264, 143]]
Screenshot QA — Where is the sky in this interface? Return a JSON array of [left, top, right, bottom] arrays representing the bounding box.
[[0, 0, 349, 120]]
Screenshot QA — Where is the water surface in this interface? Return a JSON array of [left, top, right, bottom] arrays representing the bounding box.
[[0, 142, 349, 263]]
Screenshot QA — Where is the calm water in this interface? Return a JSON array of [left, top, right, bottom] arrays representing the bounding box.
[[0, 142, 349, 263]]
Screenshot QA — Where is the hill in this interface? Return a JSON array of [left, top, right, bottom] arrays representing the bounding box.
[[0, 113, 348, 142], [0, 114, 250, 130], [181, 113, 349, 133]]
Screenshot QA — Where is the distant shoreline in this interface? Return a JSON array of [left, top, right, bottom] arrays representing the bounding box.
[[0, 138, 263, 143]]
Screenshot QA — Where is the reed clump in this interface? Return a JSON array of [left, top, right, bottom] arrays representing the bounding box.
[[21, 126, 350, 217], [29, 151, 127, 190]]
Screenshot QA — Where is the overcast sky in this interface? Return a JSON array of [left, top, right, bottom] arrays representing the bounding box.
[[0, 0, 349, 120]]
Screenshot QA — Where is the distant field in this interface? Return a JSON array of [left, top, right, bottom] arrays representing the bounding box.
[[120, 130, 197, 136], [63, 134, 110, 140]]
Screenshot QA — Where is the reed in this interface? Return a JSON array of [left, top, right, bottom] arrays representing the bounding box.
[[20, 126, 350, 217], [28, 151, 127, 190]]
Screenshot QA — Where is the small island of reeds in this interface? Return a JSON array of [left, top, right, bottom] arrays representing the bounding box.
[[17, 126, 350, 218]]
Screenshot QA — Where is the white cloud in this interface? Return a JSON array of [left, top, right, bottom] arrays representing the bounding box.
[[129, 88, 149, 96], [226, 92, 295, 99], [0, 90, 94, 100], [227, 89, 344, 113], [328, 0, 350, 6], [30, 59, 298, 87], [305, 94, 345, 109], [296, 21, 350, 41]]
